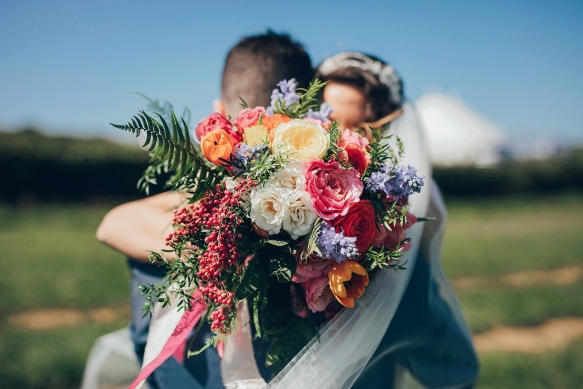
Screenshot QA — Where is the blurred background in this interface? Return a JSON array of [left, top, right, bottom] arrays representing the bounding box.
[[1, 1, 582, 388]]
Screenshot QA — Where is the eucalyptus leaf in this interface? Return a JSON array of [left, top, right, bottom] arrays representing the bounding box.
[[266, 239, 290, 247]]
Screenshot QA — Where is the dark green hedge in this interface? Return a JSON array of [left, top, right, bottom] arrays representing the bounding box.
[[1, 129, 582, 203], [433, 148, 583, 198], [0, 129, 159, 203]]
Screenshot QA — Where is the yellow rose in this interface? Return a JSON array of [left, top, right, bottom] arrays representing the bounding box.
[[243, 125, 269, 147], [271, 119, 329, 161]]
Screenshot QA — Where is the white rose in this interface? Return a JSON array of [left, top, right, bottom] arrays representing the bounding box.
[[282, 190, 317, 240], [271, 119, 329, 162], [250, 184, 290, 235], [269, 161, 307, 191]]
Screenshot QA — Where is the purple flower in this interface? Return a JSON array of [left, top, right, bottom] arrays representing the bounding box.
[[305, 102, 333, 122], [395, 165, 424, 198], [277, 79, 298, 96], [231, 143, 268, 175], [366, 165, 390, 193], [316, 224, 359, 263], [365, 164, 424, 200], [267, 79, 300, 115]]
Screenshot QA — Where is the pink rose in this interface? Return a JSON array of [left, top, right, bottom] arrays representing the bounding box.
[[340, 128, 369, 148], [301, 275, 335, 313], [305, 159, 363, 220], [195, 113, 241, 144], [292, 256, 331, 283], [235, 107, 265, 133]]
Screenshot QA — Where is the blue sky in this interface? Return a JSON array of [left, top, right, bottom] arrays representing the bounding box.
[[1, 0, 582, 145]]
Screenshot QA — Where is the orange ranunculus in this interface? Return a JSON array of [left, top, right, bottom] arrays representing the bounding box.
[[328, 260, 369, 308], [200, 129, 233, 166], [262, 114, 292, 142]]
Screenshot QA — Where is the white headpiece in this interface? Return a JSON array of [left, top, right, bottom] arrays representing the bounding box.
[[317, 52, 403, 107]]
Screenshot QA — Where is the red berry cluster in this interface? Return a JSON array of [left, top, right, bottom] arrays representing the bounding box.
[[167, 179, 257, 333]]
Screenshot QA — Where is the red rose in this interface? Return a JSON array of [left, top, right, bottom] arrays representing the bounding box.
[[332, 200, 377, 255], [235, 107, 265, 134], [343, 144, 370, 175], [195, 113, 241, 144], [305, 159, 363, 220]]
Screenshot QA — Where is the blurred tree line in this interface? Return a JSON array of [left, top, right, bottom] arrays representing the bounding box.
[[0, 129, 154, 203], [1, 129, 582, 204]]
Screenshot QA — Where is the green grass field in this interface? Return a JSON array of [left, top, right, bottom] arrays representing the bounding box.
[[0, 195, 582, 388]]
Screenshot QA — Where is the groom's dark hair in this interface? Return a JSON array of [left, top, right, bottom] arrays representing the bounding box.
[[221, 30, 313, 117]]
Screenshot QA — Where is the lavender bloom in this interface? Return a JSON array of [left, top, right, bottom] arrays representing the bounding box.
[[365, 164, 425, 200], [267, 78, 300, 115], [395, 165, 425, 198], [250, 143, 269, 159], [366, 164, 390, 193], [317, 225, 359, 263], [305, 102, 333, 122], [231, 144, 253, 175], [277, 79, 299, 96], [231, 143, 269, 175]]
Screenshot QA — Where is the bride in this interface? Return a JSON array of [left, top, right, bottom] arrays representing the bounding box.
[[266, 52, 479, 389]]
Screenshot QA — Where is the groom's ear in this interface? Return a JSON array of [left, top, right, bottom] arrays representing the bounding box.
[[213, 99, 226, 115]]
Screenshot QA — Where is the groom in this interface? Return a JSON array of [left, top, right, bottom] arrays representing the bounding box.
[[98, 31, 313, 389]]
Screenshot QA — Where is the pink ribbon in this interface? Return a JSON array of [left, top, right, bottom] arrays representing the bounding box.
[[129, 291, 206, 389]]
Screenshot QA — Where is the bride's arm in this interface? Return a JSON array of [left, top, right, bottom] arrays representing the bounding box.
[[96, 191, 184, 263]]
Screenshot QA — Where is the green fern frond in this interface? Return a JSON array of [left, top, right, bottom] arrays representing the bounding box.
[[111, 110, 221, 196]]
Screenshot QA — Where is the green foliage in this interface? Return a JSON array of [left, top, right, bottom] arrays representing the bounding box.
[[137, 159, 171, 195], [245, 145, 289, 185], [323, 121, 342, 162], [235, 254, 269, 301], [268, 249, 297, 283], [134, 92, 192, 127], [271, 79, 327, 118], [299, 219, 323, 262], [366, 127, 400, 169], [363, 244, 408, 273], [111, 110, 223, 200]]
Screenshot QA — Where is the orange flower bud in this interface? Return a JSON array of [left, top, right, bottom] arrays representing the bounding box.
[[328, 260, 369, 308], [200, 129, 233, 166]]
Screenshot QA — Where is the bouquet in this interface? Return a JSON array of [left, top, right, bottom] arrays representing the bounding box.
[[113, 79, 425, 373]]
